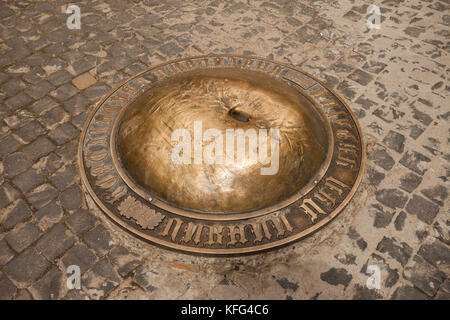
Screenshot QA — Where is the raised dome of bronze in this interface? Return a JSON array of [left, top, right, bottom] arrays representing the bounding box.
[[79, 55, 365, 254], [115, 69, 331, 214]]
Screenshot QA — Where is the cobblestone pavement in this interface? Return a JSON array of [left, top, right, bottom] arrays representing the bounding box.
[[0, 0, 449, 300]]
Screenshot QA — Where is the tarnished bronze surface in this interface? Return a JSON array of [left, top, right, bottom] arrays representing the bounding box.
[[116, 69, 330, 213], [79, 55, 365, 255]]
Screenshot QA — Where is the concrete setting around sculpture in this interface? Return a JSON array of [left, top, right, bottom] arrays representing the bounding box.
[[0, 0, 448, 300]]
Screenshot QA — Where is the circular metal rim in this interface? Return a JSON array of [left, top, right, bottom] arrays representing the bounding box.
[[109, 70, 335, 221], [78, 54, 366, 255]]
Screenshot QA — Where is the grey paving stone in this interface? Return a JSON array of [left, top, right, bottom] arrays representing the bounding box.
[[25, 80, 55, 100], [370, 203, 394, 228], [368, 144, 395, 170], [403, 255, 445, 297], [158, 42, 183, 56], [0, 272, 17, 300], [376, 236, 413, 267], [5, 92, 32, 110], [0, 134, 22, 158], [391, 285, 430, 300], [0, 239, 15, 266], [12, 168, 44, 193], [352, 283, 383, 300], [348, 69, 374, 86], [22, 137, 55, 161], [13, 288, 33, 300], [108, 246, 141, 277], [405, 194, 440, 225], [49, 164, 79, 191], [320, 268, 352, 289], [83, 224, 114, 256], [70, 58, 96, 76], [14, 121, 45, 144], [366, 166, 385, 185], [421, 185, 448, 206], [25, 183, 58, 209], [399, 151, 431, 175], [35, 201, 64, 231], [361, 253, 399, 288], [50, 83, 78, 101], [32, 152, 63, 175], [61, 244, 97, 274], [440, 279, 450, 294], [39, 106, 69, 129], [0, 183, 20, 210], [394, 211, 407, 231], [28, 96, 59, 115], [417, 237, 450, 270], [375, 188, 408, 209], [36, 223, 76, 260], [361, 60, 387, 74], [5, 222, 41, 252], [59, 184, 83, 211], [29, 267, 64, 300], [65, 209, 97, 235], [4, 248, 50, 285], [83, 259, 121, 299], [411, 106, 433, 126], [399, 172, 422, 193], [55, 139, 78, 163], [48, 123, 79, 145], [1, 199, 32, 230], [1, 78, 27, 96], [434, 290, 450, 300], [64, 94, 90, 116], [3, 152, 32, 178], [133, 266, 158, 294], [82, 83, 111, 102], [47, 69, 74, 86], [382, 130, 405, 153]]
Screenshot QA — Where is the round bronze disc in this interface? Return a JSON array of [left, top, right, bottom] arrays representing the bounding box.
[[79, 54, 365, 255]]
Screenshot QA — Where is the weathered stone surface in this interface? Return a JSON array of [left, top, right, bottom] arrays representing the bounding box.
[[3, 152, 32, 178], [61, 244, 97, 274], [22, 137, 55, 161], [83, 259, 121, 299], [375, 189, 408, 209], [35, 201, 64, 231], [29, 267, 64, 300], [403, 255, 445, 297], [376, 237, 413, 267], [108, 246, 141, 277], [4, 248, 50, 285], [5, 222, 41, 252], [405, 194, 440, 225], [72, 72, 97, 90], [36, 224, 76, 260], [399, 172, 422, 193], [421, 185, 448, 207], [0, 239, 15, 266], [0, 135, 22, 158], [417, 237, 450, 271], [83, 224, 114, 256], [59, 184, 83, 211], [25, 183, 58, 209], [320, 268, 352, 288], [1, 199, 32, 230], [0, 183, 20, 210], [0, 272, 17, 300], [368, 144, 395, 170], [399, 151, 431, 176], [391, 285, 430, 300]]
